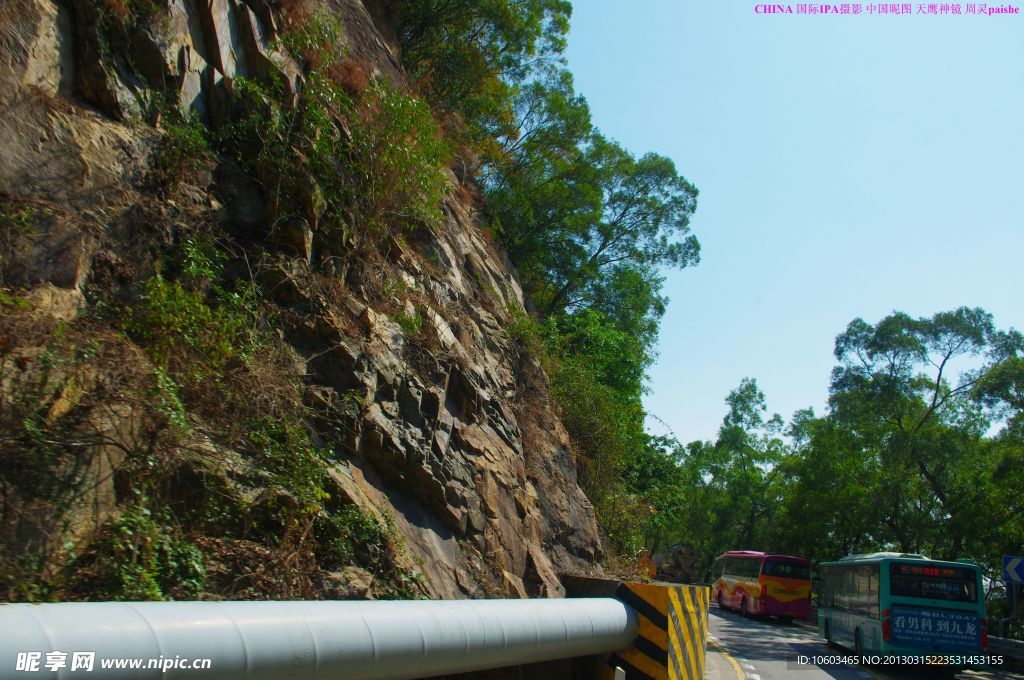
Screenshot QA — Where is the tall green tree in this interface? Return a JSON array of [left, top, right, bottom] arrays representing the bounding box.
[[620, 308, 1023, 580], [818, 307, 1024, 565], [484, 70, 599, 294], [770, 412, 890, 563], [396, 0, 572, 142], [671, 379, 786, 568], [620, 435, 688, 556], [497, 133, 699, 316], [975, 328, 1024, 439]]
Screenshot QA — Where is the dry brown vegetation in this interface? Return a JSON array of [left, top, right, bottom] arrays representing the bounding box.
[[328, 57, 372, 96]]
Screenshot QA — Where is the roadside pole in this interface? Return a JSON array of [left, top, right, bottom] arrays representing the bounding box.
[[1002, 555, 1024, 636]]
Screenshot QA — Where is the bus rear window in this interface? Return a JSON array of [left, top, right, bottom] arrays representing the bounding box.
[[889, 563, 977, 602], [763, 560, 810, 580]]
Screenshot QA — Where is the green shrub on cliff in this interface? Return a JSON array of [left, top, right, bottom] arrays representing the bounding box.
[[71, 505, 206, 601], [155, 110, 209, 184], [219, 10, 452, 254], [110, 235, 428, 598], [346, 81, 452, 233], [124, 275, 260, 379]]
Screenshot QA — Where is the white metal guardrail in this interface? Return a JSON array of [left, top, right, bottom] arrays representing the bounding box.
[[989, 636, 1024, 669], [0, 599, 638, 680]]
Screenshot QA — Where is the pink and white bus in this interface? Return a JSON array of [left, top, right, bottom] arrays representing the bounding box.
[[711, 550, 812, 621]]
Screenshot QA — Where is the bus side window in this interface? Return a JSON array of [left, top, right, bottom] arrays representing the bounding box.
[[838, 567, 851, 612]]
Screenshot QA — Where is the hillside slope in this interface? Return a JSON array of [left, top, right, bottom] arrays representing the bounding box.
[[0, 0, 602, 601]]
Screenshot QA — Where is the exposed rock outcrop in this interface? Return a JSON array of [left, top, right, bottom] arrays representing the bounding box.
[[0, 0, 602, 599]]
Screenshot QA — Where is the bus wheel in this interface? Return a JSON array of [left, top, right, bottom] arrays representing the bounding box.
[[854, 629, 864, 659], [824, 620, 836, 649], [740, 597, 749, 617]]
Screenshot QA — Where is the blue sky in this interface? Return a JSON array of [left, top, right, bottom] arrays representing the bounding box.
[[564, 1, 1024, 443]]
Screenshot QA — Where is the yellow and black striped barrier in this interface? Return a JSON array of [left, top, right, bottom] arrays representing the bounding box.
[[667, 585, 709, 680], [563, 576, 710, 680]]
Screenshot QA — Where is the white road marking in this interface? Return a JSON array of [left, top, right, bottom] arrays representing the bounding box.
[[747, 675, 761, 680], [743, 663, 755, 670]]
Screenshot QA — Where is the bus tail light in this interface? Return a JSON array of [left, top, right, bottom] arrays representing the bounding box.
[[882, 609, 892, 642], [981, 619, 987, 651]]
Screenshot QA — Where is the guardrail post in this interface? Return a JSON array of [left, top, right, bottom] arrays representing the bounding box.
[[563, 576, 710, 680]]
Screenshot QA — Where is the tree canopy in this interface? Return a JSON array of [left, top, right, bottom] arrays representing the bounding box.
[[623, 308, 1024, 595], [397, 0, 572, 143]]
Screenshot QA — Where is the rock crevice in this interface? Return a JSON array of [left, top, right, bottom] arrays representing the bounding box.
[[0, 0, 602, 600]]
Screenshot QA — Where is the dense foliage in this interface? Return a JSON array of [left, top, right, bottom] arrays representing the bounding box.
[[630, 307, 1024, 630], [397, 0, 571, 145]]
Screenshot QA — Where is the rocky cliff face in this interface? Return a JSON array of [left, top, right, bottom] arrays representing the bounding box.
[[0, 0, 601, 599]]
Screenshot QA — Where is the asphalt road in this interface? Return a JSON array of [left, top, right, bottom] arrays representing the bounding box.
[[705, 604, 1023, 680]]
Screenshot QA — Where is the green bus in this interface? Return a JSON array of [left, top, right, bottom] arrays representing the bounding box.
[[818, 552, 988, 662]]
